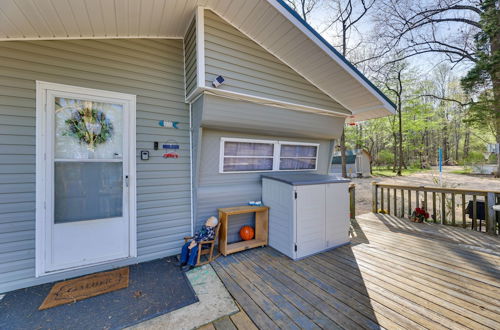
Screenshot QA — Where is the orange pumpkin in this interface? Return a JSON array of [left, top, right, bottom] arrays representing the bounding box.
[[239, 225, 255, 241]]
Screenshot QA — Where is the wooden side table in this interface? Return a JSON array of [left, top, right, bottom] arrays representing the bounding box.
[[218, 205, 269, 256]]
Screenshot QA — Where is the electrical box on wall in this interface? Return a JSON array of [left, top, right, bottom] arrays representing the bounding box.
[[140, 150, 149, 160]]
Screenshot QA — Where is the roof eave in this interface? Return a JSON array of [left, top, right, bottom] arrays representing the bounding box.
[[269, 0, 397, 116]]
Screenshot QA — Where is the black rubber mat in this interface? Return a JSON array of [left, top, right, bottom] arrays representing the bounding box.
[[0, 257, 198, 330]]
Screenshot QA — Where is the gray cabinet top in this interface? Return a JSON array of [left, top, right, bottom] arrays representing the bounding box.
[[262, 173, 350, 185]]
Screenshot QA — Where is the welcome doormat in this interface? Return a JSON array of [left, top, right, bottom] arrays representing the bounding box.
[[0, 257, 198, 330], [39, 267, 129, 310]]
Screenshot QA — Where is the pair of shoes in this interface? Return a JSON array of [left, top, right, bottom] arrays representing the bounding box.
[[181, 265, 194, 272]]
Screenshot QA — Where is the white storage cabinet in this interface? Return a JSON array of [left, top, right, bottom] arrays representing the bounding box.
[[262, 174, 350, 260]]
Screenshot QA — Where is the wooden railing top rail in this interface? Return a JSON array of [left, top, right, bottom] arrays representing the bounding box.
[[372, 182, 500, 196]]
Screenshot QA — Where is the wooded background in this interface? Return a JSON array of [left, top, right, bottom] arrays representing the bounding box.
[[285, 0, 499, 176]]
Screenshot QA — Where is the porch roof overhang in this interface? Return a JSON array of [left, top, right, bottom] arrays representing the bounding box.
[[0, 0, 396, 121]]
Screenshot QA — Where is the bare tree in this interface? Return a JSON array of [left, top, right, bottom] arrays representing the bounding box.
[[373, 0, 499, 176], [375, 60, 407, 175], [284, 0, 322, 23], [374, 0, 481, 66], [322, 0, 377, 177]]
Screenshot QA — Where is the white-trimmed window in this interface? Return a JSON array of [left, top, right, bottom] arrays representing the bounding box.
[[220, 138, 319, 173]]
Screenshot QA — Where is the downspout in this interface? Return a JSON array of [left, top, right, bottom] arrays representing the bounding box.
[[189, 102, 194, 236]]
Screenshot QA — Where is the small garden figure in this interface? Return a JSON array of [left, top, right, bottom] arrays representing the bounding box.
[[410, 207, 430, 223], [178, 216, 218, 272]]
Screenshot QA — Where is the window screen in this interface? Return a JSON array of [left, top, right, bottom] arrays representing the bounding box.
[[220, 138, 319, 173], [279, 144, 318, 170], [222, 141, 274, 172]]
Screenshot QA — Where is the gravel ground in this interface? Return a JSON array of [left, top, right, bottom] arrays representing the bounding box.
[[351, 166, 500, 215]]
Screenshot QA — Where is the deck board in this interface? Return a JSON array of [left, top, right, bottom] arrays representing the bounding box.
[[213, 213, 500, 329]]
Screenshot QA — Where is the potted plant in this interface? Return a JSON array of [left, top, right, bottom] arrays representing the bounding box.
[[410, 207, 430, 223]]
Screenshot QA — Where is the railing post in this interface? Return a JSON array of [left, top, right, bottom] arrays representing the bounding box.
[[408, 190, 412, 215], [423, 188, 428, 212], [393, 188, 397, 217], [349, 184, 356, 220], [472, 195, 477, 230], [461, 194, 466, 228], [401, 189, 405, 218], [372, 182, 378, 213], [387, 188, 391, 215], [441, 192, 446, 225], [486, 192, 495, 235], [451, 193, 456, 226], [433, 192, 437, 223]]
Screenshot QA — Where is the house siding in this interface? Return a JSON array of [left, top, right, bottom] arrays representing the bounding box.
[[0, 39, 191, 293], [184, 18, 197, 98], [203, 10, 349, 114], [194, 128, 332, 243], [199, 94, 345, 139]]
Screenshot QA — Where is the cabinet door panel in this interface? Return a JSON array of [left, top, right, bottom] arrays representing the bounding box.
[[325, 183, 350, 247], [295, 184, 326, 258]]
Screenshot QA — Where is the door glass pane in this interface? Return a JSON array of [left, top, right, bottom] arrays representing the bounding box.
[[55, 97, 123, 159], [54, 162, 123, 223], [53, 96, 124, 224]]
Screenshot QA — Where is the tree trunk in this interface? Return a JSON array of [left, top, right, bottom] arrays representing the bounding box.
[[443, 122, 449, 165], [355, 124, 362, 150], [492, 24, 500, 177], [393, 132, 398, 172], [340, 129, 347, 178], [463, 129, 470, 160], [397, 96, 403, 175]]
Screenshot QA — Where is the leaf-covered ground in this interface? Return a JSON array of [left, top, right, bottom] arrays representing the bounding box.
[[352, 166, 500, 215]]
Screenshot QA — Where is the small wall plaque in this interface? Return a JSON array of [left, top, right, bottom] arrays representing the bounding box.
[[159, 120, 179, 129], [162, 144, 180, 149]]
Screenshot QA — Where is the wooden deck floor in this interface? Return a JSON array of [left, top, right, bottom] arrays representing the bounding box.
[[212, 213, 500, 329]]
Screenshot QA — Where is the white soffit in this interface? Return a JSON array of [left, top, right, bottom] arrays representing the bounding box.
[[0, 0, 395, 120]]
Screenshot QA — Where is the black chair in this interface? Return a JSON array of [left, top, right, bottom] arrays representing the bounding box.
[[465, 201, 485, 231]]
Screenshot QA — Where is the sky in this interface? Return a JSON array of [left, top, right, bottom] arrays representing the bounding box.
[[305, 1, 474, 78]]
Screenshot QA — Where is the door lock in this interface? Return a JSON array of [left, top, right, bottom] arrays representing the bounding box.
[[125, 175, 129, 187]]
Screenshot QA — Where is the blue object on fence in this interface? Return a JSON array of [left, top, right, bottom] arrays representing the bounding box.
[[438, 148, 442, 173]]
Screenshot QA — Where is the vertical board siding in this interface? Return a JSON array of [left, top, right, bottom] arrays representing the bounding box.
[[203, 10, 349, 114], [184, 18, 197, 97], [0, 39, 190, 292], [195, 129, 331, 243]]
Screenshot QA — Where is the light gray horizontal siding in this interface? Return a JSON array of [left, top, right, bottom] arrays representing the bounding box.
[[0, 39, 191, 293], [200, 94, 345, 139], [204, 10, 349, 114], [195, 128, 332, 242], [184, 18, 198, 97]]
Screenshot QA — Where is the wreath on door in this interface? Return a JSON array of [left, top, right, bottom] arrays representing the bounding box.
[[63, 101, 114, 151]]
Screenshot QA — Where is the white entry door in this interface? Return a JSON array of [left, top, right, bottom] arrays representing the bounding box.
[[36, 82, 136, 276]]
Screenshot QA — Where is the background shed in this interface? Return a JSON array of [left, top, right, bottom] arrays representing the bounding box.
[[331, 149, 371, 177]]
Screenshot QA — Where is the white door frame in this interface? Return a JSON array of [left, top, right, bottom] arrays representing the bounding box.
[[35, 81, 137, 277]]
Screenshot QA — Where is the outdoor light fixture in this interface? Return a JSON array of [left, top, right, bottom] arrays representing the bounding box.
[[212, 75, 224, 87]]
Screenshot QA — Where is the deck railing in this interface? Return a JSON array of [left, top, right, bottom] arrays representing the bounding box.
[[372, 182, 499, 235], [349, 184, 356, 220]]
